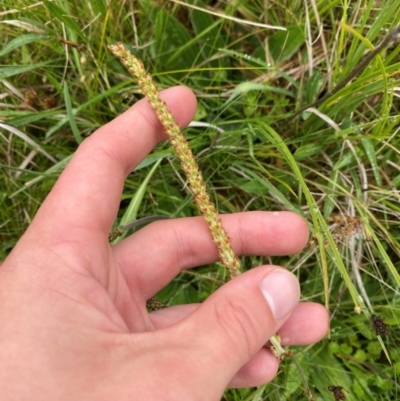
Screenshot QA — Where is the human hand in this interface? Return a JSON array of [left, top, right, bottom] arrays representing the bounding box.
[[0, 86, 328, 400]]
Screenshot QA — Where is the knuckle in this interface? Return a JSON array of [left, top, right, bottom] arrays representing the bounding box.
[[213, 297, 260, 359]]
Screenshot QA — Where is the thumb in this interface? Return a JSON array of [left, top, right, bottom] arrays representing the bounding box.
[[178, 266, 300, 387]]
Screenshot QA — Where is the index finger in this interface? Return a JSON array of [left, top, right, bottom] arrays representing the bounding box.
[[33, 86, 197, 238]]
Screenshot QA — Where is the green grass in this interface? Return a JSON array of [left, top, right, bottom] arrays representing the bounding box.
[[1, 0, 400, 399]]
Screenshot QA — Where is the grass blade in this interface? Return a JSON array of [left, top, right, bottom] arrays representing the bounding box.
[[257, 122, 366, 313], [0, 33, 45, 57], [113, 159, 164, 244], [63, 81, 82, 144]]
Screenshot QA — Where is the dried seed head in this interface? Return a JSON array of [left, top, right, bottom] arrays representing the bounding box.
[[109, 43, 241, 278]]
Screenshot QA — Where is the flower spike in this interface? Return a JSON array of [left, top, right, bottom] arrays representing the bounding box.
[[109, 43, 241, 278]]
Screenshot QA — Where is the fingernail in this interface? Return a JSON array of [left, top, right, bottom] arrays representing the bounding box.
[[259, 270, 300, 321]]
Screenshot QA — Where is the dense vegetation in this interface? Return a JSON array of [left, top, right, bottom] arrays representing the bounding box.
[[1, 0, 399, 399]]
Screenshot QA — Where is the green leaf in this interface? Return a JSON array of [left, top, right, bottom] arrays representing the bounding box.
[[0, 63, 48, 79], [189, 0, 224, 62], [45, 80, 130, 139], [8, 149, 170, 199], [5, 110, 61, 127], [361, 138, 382, 186], [9, 155, 72, 199], [236, 166, 300, 213], [282, 354, 309, 398], [91, 0, 107, 16], [312, 351, 353, 399], [323, 169, 340, 218], [0, 34, 46, 57], [329, 342, 340, 353], [366, 226, 400, 289], [367, 341, 381, 356], [354, 349, 367, 361], [304, 70, 324, 103], [268, 25, 305, 63], [135, 151, 173, 171], [152, 7, 198, 70], [333, 152, 354, 170], [113, 159, 164, 243], [395, 361, 400, 375], [63, 81, 82, 144], [257, 122, 367, 312], [44, 1, 84, 40], [392, 174, 400, 187], [340, 343, 353, 354], [221, 81, 293, 110], [376, 377, 393, 391], [294, 143, 325, 160], [353, 380, 366, 399]]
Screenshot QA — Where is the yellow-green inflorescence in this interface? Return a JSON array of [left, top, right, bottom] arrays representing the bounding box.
[[109, 42, 241, 279]]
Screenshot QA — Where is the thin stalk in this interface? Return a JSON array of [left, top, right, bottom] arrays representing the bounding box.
[[108, 43, 241, 278], [108, 215, 170, 242]]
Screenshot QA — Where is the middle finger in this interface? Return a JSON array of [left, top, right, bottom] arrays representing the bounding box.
[[112, 211, 309, 299]]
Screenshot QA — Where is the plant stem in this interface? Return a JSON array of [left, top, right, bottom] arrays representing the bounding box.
[[108, 215, 170, 242], [108, 43, 241, 278]]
